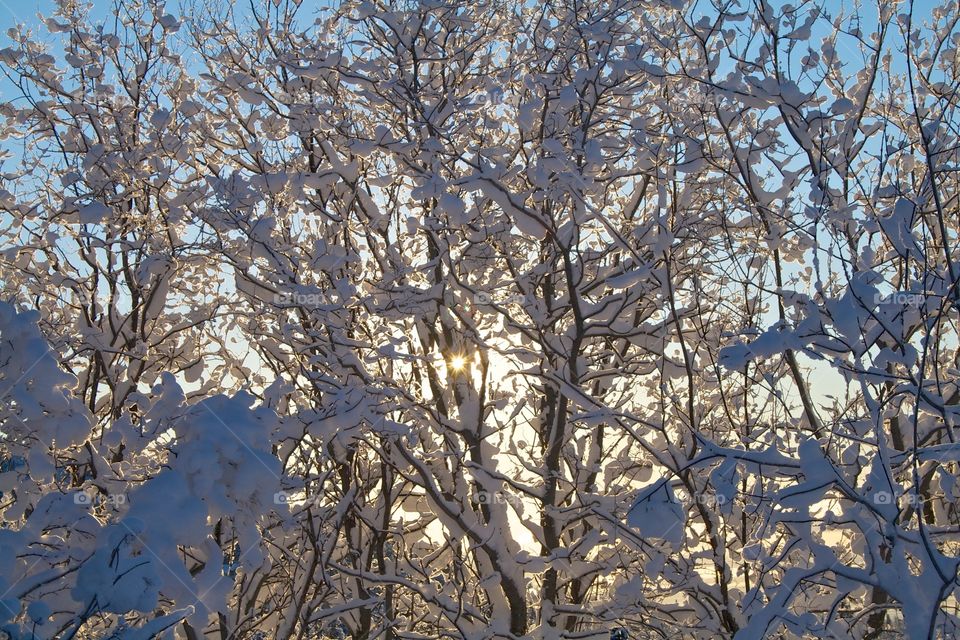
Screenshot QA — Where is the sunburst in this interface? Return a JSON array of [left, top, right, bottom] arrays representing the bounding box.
[[448, 354, 467, 371]]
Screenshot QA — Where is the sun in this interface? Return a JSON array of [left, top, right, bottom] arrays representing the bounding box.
[[448, 354, 467, 371]]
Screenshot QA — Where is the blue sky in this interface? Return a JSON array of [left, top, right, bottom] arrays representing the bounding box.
[[0, 0, 74, 32]]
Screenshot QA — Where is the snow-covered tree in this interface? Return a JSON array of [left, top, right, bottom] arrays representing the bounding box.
[[1, 0, 960, 638]]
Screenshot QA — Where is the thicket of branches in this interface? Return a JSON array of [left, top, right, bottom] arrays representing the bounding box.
[[1, 0, 959, 638]]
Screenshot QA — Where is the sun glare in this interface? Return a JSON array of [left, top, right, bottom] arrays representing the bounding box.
[[449, 355, 467, 371]]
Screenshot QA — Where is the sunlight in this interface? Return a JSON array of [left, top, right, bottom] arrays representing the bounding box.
[[448, 354, 467, 372]]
